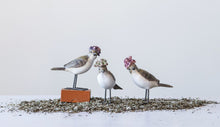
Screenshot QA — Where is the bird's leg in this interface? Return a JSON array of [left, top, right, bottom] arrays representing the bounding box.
[[144, 89, 147, 101], [65, 74, 87, 91], [104, 89, 107, 102], [73, 74, 78, 88], [147, 89, 150, 103], [109, 89, 111, 104]]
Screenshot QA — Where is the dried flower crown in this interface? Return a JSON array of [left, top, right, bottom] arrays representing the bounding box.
[[124, 56, 136, 68], [89, 46, 101, 56], [94, 59, 108, 67]]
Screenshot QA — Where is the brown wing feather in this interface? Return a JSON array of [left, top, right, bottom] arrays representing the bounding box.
[[64, 55, 89, 68], [107, 70, 122, 90], [138, 69, 159, 82], [107, 70, 116, 81], [107, 70, 123, 90]]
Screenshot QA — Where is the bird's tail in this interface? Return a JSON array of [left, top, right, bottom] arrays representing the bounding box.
[[113, 84, 123, 90], [158, 83, 173, 88], [51, 67, 65, 71]]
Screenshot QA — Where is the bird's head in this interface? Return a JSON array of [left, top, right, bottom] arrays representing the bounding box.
[[124, 56, 137, 72], [89, 46, 101, 57], [94, 59, 108, 73]]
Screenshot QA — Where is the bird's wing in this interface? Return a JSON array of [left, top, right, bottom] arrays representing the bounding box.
[[107, 70, 116, 81], [107, 70, 123, 90], [138, 69, 159, 82], [64, 55, 89, 68]]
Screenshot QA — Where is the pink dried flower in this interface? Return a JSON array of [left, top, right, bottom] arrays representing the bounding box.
[[124, 56, 136, 68]]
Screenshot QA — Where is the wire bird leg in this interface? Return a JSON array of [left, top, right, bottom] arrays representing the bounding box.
[[104, 89, 107, 102], [73, 74, 78, 88], [64, 74, 88, 91], [109, 89, 111, 103], [144, 89, 150, 103]]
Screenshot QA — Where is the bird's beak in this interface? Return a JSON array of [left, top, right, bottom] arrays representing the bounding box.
[[132, 66, 135, 70], [93, 53, 98, 56]]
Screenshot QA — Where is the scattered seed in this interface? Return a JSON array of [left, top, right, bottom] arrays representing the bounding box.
[[6, 97, 218, 113]]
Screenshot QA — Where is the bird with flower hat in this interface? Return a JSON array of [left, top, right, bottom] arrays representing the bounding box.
[[51, 46, 101, 90], [95, 59, 122, 103], [124, 56, 173, 103]]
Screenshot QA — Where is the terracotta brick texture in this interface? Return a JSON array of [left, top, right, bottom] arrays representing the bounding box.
[[61, 89, 91, 103]]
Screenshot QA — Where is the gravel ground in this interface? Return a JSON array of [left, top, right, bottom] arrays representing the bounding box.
[[7, 97, 218, 113]]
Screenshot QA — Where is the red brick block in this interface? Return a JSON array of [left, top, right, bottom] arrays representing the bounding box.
[[61, 89, 91, 103]]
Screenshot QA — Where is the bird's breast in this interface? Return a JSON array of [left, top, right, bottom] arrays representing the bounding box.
[[131, 71, 152, 89], [97, 73, 115, 89]]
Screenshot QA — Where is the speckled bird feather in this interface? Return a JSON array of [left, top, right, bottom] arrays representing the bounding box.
[[138, 69, 159, 83], [64, 55, 89, 68]]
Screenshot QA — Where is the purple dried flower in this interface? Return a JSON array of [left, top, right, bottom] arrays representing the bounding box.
[[89, 46, 101, 56]]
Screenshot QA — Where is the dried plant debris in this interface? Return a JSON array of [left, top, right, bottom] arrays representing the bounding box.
[[8, 97, 218, 113]]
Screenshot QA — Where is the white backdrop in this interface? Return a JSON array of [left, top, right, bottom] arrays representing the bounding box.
[[0, 0, 219, 98]]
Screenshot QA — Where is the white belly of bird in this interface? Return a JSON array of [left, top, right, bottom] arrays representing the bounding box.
[[97, 73, 115, 89], [65, 61, 93, 74], [131, 72, 157, 89]]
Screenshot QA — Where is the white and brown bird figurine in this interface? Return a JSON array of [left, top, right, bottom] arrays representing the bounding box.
[[51, 46, 101, 90], [124, 56, 173, 103], [95, 59, 122, 103]]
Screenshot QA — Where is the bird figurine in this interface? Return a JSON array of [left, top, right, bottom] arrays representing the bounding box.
[[94, 59, 122, 103], [51, 46, 101, 90], [124, 56, 173, 103]]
